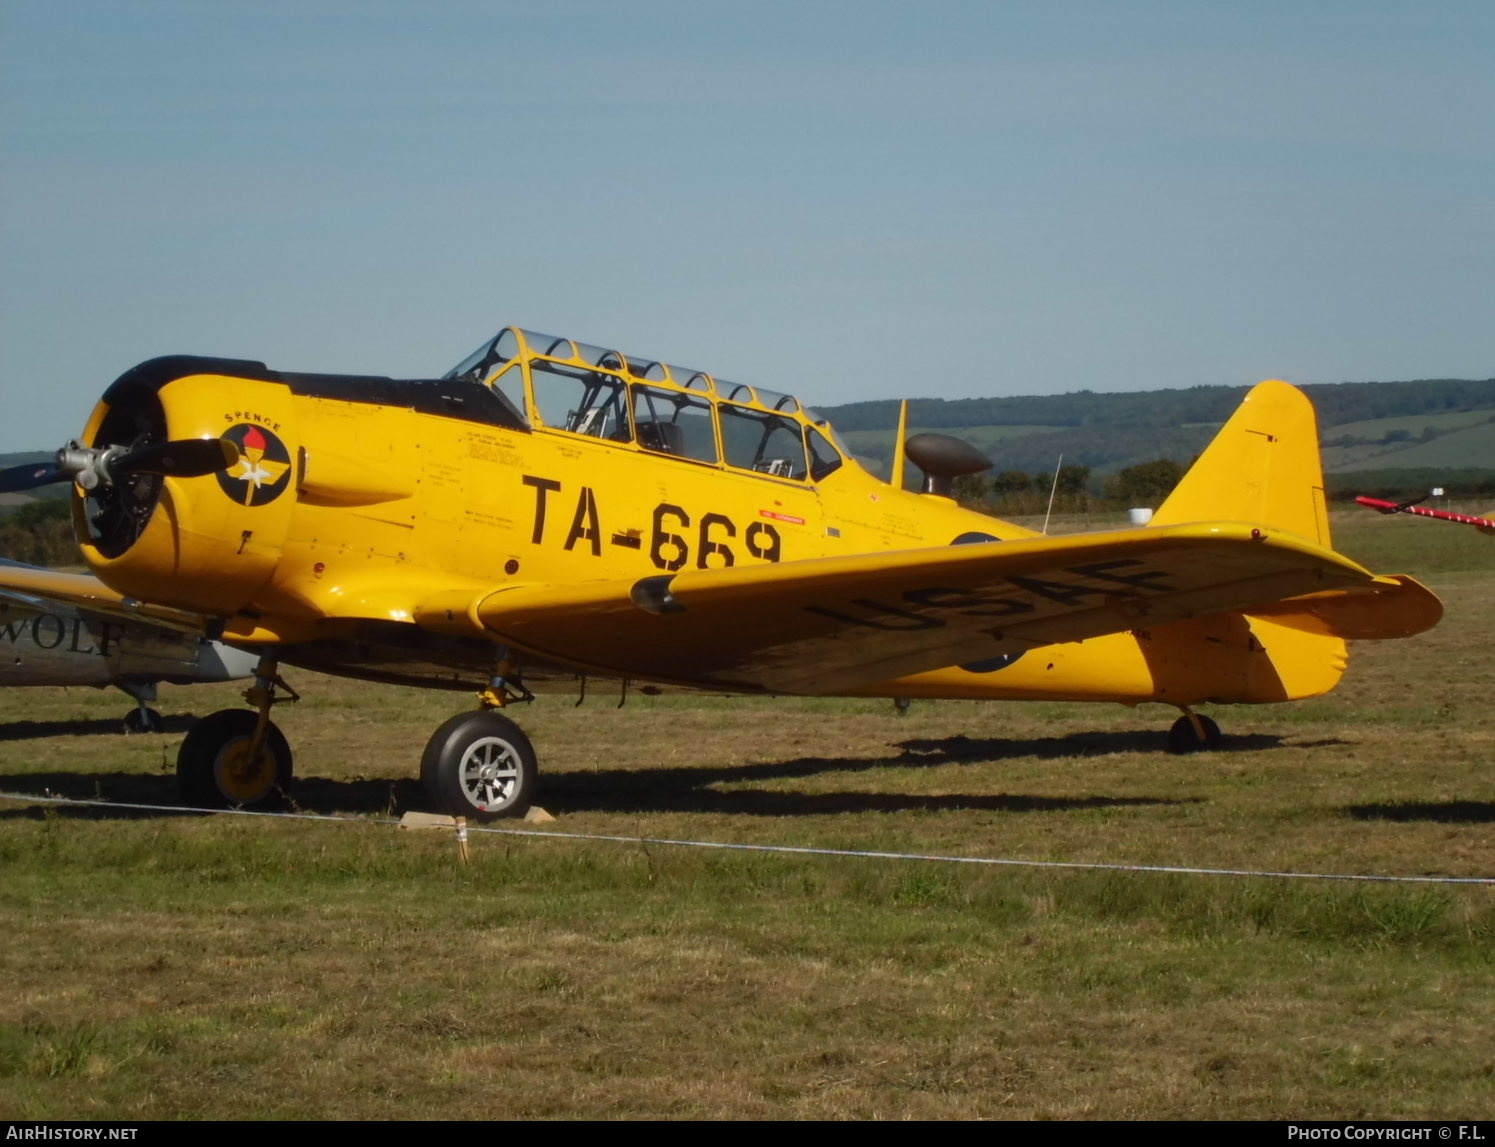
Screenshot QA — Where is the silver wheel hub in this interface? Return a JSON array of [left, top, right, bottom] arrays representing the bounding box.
[[459, 735, 521, 810]]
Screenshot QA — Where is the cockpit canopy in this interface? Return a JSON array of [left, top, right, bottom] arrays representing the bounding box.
[[445, 327, 846, 482]]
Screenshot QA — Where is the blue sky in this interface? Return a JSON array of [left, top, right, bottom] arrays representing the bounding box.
[[1, 0, 1491, 451]]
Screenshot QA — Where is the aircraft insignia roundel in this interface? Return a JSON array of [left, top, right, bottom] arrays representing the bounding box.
[[216, 424, 292, 507]]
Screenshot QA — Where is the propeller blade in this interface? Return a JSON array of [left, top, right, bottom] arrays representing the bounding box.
[[109, 438, 240, 480], [0, 437, 239, 495], [0, 460, 67, 493]]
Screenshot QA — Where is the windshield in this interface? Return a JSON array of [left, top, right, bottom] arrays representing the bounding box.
[[443, 328, 521, 381]]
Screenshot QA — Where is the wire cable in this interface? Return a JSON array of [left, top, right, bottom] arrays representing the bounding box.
[[1, 789, 1489, 885]]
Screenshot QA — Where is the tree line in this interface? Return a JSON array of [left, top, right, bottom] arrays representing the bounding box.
[[950, 458, 1189, 516], [0, 499, 76, 566]]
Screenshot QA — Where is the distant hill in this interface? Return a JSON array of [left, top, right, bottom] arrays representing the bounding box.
[[819, 378, 1495, 485], [0, 451, 52, 469], [5, 378, 1493, 513]]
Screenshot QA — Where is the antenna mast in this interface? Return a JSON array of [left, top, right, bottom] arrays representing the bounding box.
[[1042, 454, 1063, 535]]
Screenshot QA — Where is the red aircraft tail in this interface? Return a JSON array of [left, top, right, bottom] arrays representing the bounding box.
[[1355, 496, 1495, 535]]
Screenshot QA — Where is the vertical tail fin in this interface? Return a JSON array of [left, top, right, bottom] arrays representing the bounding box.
[[1151, 380, 1331, 546]]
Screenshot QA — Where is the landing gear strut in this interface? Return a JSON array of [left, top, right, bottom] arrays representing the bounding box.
[[176, 655, 297, 808], [1167, 710, 1222, 754], [421, 657, 538, 822]]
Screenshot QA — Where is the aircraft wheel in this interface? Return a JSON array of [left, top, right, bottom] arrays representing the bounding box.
[[1167, 713, 1222, 754], [421, 711, 537, 823], [176, 708, 293, 810], [123, 707, 164, 734]]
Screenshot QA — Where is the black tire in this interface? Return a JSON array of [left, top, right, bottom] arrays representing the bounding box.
[[123, 707, 163, 734], [421, 711, 538, 822], [1167, 713, 1222, 754], [176, 708, 293, 809]]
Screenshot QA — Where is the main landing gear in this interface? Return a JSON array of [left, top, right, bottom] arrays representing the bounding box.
[[420, 661, 539, 823], [175, 655, 296, 809], [421, 711, 538, 822], [1167, 709, 1222, 754], [171, 653, 541, 822]]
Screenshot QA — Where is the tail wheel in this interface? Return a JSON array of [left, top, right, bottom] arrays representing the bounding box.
[[123, 707, 163, 734], [1167, 713, 1222, 754], [176, 708, 293, 809], [421, 711, 538, 823]]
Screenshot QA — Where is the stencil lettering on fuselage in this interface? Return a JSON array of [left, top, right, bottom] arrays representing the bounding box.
[[522, 474, 782, 570]]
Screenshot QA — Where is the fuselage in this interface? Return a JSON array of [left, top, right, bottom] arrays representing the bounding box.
[[69, 328, 1346, 707]]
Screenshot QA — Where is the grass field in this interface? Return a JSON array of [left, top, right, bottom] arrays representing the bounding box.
[[1, 512, 1492, 1120], [1326, 421, 1495, 473], [1322, 409, 1495, 441]]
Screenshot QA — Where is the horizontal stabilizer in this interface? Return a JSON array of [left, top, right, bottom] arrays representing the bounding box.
[[1246, 574, 1441, 640]]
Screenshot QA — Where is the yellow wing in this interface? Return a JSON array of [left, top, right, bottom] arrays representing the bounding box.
[[415, 522, 1436, 694]]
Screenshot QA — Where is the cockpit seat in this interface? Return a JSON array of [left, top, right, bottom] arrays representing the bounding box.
[[638, 421, 685, 455]]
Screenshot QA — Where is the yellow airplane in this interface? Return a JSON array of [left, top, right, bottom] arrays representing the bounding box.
[[0, 327, 1442, 819]]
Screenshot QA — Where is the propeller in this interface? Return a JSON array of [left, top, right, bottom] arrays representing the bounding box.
[[0, 437, 239, 494]]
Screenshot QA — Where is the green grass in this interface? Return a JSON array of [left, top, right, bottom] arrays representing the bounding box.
[[1326, 420, 1495, 473], [2, 819, 1489, 1119], [1, 510, 1492, 1119]]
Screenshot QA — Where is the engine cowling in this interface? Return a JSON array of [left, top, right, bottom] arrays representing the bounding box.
[[76, 357, 298, 619]]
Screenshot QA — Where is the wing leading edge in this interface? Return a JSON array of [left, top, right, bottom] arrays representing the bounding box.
[[414, 523, 1436, 694], [0, 561, 214, 635]]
